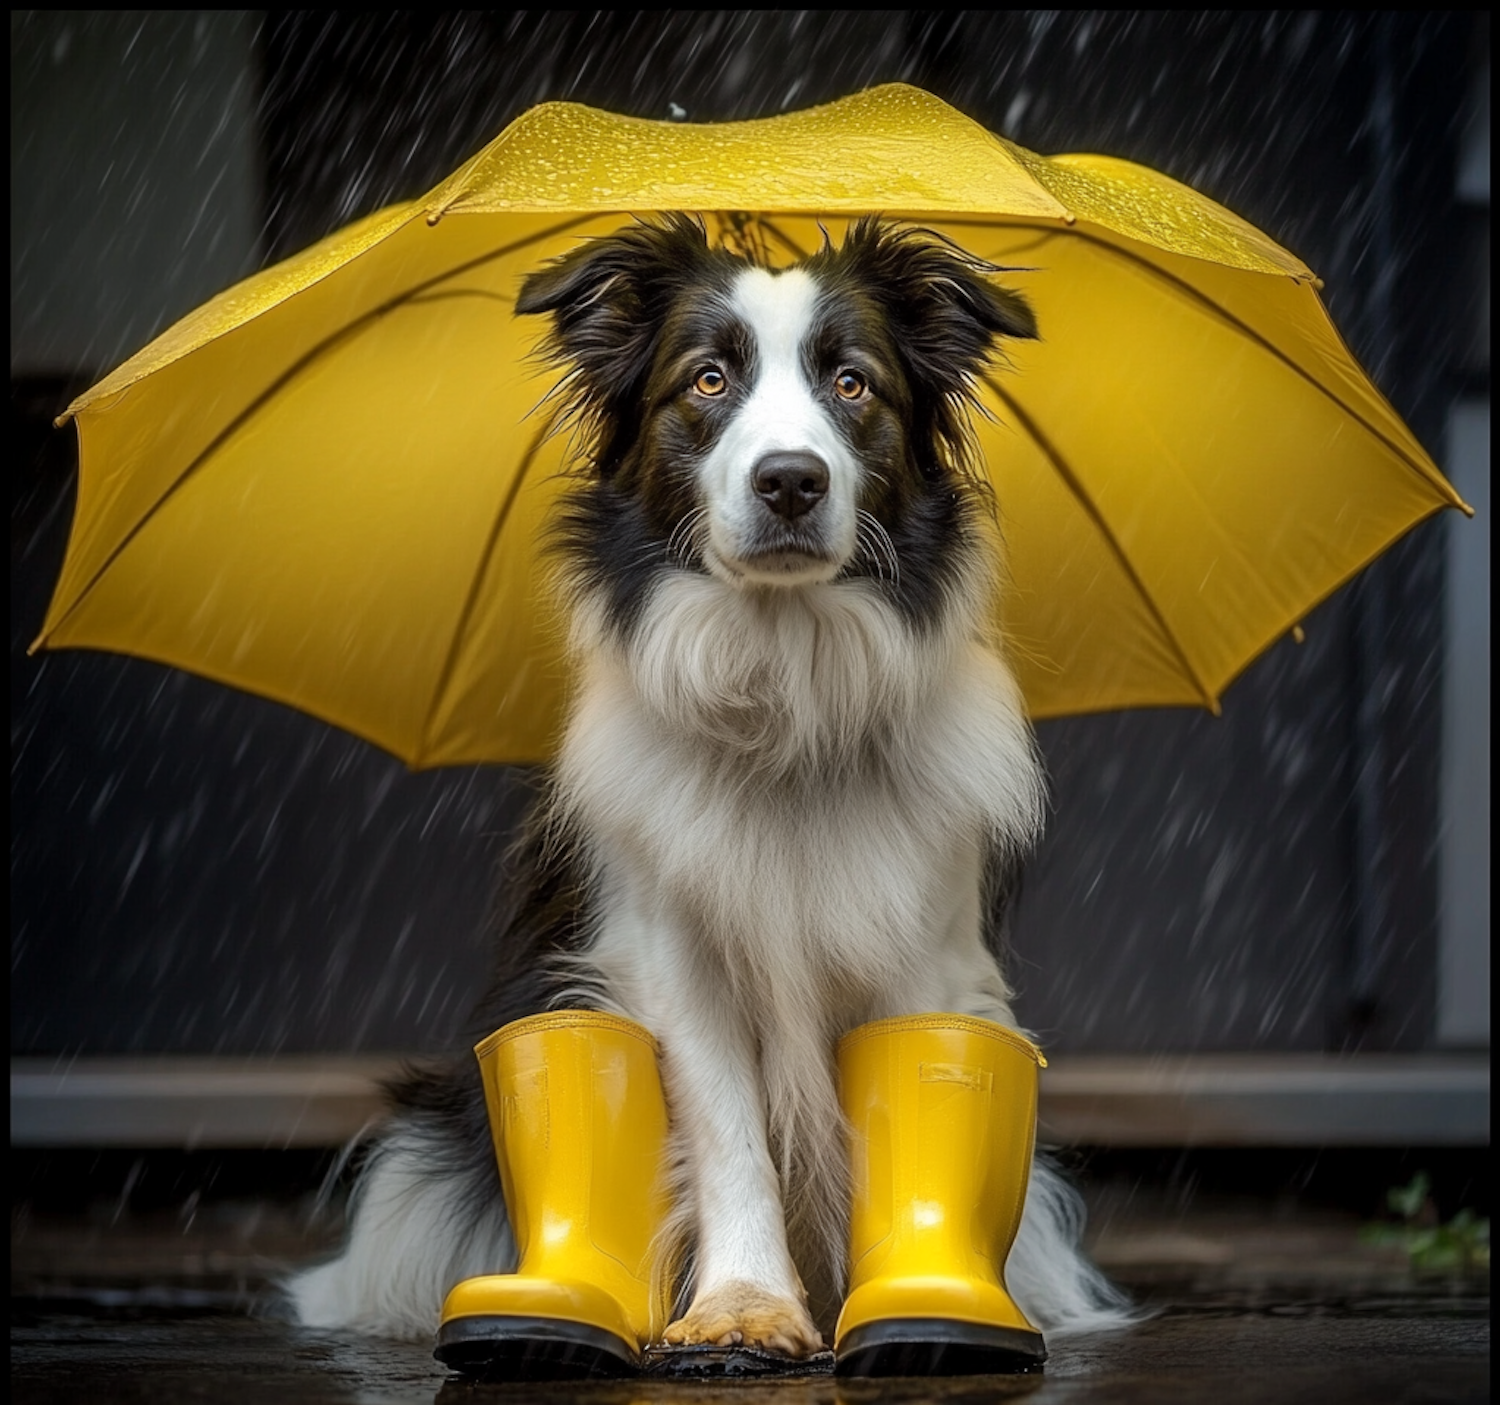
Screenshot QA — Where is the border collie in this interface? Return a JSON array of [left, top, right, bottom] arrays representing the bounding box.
[[289, 216, 1129, 1351]]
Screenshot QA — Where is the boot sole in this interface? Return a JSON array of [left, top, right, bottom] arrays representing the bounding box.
[[835, 1318, 1047, 1377], [435, 1315, 638, 1379]]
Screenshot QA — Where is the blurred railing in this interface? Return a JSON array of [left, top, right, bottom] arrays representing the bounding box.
[[10, 1053, 1488, 1149]]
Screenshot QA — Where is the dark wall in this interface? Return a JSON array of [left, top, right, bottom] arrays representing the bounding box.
[[10, 13, 1480, 1055]]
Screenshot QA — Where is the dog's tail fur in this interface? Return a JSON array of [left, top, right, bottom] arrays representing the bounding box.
[[1012, 1155, 1139, 1334], [287, 1106, 513, 1340], [286, 1105, 1132, 1341]]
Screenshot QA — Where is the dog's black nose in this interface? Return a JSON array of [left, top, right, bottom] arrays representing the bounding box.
[[752, 452, 830, 521]]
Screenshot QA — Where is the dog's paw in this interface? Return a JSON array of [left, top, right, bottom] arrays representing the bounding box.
[[661, 1280, 824, 1357]]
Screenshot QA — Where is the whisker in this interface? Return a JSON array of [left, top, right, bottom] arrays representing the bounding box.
[[857, 510, 901, 589], [854, 522, 879, 582], [858, 525, 891, 586], [671, 508, 705, 559], [666, 507, 709, 567]]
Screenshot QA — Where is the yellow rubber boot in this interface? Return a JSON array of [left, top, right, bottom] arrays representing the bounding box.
[[434, 1011, 671, 1378], [834, 1014, 1048, 1376]]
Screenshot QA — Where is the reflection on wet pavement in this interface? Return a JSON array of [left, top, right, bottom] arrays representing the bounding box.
[[12, 1153, 1489, 1405], [12, 1283, 1489, 1405]]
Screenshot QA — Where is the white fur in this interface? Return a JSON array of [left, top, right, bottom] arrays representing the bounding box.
[[555, 562, 1047, 1322], [701, 268, 861, 585], [288, 253, 1133, 1346], [287, 1126, 513, 1340]]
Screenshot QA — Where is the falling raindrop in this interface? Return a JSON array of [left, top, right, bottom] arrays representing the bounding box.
[[9, 12, 1478, 1064]]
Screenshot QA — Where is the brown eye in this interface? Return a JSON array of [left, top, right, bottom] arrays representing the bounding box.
[[834, 370, 868, 400], [694, 367, 727, 397]]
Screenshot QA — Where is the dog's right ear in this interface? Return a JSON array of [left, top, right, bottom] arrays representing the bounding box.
[[516, 217, 712, 449]]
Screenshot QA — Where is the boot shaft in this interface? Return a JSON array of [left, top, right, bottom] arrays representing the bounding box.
[[837, 1014, 1045, 1299], [476, 1010, 670, 1309], [438, 1010, 674, 1372]]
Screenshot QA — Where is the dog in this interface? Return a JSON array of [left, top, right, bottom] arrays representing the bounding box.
[[289, 215, 1129, 1351]]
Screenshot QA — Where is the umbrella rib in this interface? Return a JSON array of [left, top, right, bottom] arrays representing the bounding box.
[[37, 213, 603, 648], [405, 289, 513, 307], [942, 218, 1463, 510], [1077, 234, 1460, 504], [417, 419, 554, 764], [981, 372, 1220, 713], [756, 216, 812, 263]]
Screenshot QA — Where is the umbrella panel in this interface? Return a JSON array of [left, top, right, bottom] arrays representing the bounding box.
[[43, 207, 1461, 763], [45, 213, 628, 766], [765, 216, 1453, 716]]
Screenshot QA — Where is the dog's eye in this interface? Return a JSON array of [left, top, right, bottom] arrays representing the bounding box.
[[693, 367, 728, 397], [834, 370, 868, 401]]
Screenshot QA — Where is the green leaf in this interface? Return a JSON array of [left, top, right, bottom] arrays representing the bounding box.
[[1386, 1172, 1432, 1222]]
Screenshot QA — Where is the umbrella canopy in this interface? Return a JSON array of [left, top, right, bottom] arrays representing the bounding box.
[[35, 84, 1468, 767]]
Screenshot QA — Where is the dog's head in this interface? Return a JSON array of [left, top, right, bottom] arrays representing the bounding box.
[[517, 216, 1035, 602]]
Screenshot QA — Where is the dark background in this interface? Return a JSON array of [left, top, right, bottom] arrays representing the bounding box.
[[11, 12, 1489, 1057]]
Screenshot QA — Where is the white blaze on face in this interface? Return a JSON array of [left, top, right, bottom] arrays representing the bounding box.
[[699, 267, 861, 585]]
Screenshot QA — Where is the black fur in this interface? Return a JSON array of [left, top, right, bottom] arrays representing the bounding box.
[[388, 217, 1037, 1211], [520, 216, 1035, 637], [383, 796, 588, 1209]]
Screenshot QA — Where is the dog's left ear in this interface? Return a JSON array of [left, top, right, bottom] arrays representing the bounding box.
[[838, 218, 1037, 385], [516, 216, 714, 464]]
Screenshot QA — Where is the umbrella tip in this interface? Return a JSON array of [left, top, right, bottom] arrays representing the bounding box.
[[1292, 624, 1306, 644]]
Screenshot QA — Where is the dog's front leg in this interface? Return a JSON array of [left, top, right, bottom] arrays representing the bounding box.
[[644, 969, 823, 1357]]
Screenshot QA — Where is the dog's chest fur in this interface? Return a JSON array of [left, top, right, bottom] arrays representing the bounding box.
[[556, 568, 1044, 999]]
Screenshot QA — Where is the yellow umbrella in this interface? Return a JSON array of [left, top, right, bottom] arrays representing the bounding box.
[[33, 84, 1469, 767]]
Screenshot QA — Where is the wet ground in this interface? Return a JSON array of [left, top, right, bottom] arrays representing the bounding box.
[[12, 1152, 1490, 1405], [11, 1294, 1492, 1405]]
